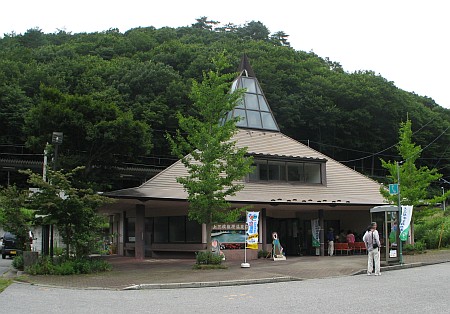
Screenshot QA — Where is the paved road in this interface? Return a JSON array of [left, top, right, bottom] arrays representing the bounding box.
[[0, 257, 12, 275], [1, 263, 449, 313]]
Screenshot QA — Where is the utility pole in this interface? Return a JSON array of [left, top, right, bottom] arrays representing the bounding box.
[[396, 161, 403, 265]]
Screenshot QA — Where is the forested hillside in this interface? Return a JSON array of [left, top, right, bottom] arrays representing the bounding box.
[[1, 19, 449, 190]]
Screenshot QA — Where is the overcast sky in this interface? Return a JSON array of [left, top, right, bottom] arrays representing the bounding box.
[[2, 0, 449, 109]]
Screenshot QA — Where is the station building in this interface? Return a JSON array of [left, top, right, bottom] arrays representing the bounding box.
[[102, 56, 386, 259]]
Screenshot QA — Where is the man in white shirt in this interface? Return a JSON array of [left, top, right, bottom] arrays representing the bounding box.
[[363, 222, 381, 276]]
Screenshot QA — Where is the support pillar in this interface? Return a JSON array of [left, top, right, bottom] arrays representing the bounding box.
[[135, 204, 145, 260], [319, 209, 325, 256], [261, 208, 267, 250]]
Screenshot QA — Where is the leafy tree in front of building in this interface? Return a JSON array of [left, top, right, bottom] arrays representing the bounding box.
[[380, 119, 450, 247], [23, 167, 112, 258], [167, 53, 253, 252]]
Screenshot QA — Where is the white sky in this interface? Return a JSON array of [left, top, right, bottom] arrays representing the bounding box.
[[1, 0, 449, 109]]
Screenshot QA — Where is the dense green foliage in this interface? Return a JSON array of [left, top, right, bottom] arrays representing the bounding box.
[[25, 256, 111, 275], [1, 20, 449, 190], [0, 186, 34, 251], [415, 209, 450, 249], [23, 167, 111, 258]]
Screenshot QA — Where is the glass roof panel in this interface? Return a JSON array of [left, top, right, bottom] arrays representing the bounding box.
[[242, 77, 257, 93], [234, 109, 247, 127], [244, 93, 258, 110], [223, 57, 279, 132], [258, 95, 269, 111], [261, 112, 278, 130], [247, 110, 262, 128]]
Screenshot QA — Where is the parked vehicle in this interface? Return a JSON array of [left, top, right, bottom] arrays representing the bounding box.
[[1, 232, 19, 259]]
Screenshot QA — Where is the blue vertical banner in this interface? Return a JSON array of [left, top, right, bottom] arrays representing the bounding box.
[[246, 212, 260, 250]]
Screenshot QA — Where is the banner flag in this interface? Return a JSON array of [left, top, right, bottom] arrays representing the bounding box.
[[400, 205, 413, 241], [246, 212, 259, 250], [311, 219, 320, 247]]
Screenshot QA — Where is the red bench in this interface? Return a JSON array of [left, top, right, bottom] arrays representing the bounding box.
[[334, 242, 353, 255], [352, 242, 367, 254]]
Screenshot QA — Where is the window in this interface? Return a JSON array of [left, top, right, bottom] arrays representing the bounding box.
[[304, 163, 321, 183], [154, 217, 169, 243], [249, 159, 323, 184], [268, 161, 286, 181], [153, 216, 202, 244], [169, 216, 186, 243], [186, 219, 202, 243], [125, 217, 135, 243], [247, 110, 262, 128]]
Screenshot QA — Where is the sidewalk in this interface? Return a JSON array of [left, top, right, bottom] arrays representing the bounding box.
[[8, 249, 450, 290]]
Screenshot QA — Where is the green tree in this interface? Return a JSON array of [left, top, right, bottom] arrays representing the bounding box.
[[191, 17, 220, 30], [0, 185, 34, 251], [167, 54, 253, 251], [23, 167, 111, 258], [380, 119, 445, 206], [24, 86, 152, 187]]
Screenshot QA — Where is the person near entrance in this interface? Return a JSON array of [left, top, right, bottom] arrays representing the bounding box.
[[363, 222, 381, 276], [327, 228, 335, 256]]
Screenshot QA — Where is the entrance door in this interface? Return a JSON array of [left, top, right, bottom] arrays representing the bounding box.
[[266, 218, 302, 256], [144, 218, 153, 257]]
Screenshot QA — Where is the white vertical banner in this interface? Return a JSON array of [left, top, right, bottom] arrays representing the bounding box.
[[400, 205, 413, 241], [246, 212, 259, 250]]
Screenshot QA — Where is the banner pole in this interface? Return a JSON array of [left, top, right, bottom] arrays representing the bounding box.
[[241, 211, 250, 268]]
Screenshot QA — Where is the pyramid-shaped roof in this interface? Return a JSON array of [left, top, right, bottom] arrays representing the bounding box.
[[105, 56, 385, 208], [223, 55, 280, 132], [106, 129, 385, 207]]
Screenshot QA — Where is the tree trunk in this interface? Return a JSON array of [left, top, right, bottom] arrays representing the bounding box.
[[205, 222, 212, 252]]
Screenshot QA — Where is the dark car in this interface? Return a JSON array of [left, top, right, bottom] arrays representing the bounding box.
[[1, 232, 19, 259]]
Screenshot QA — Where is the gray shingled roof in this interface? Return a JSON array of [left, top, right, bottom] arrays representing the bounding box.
[[105, 129, 386, 206]]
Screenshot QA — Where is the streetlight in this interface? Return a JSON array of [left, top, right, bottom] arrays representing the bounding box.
[[51, 132, 63, 171], [48, 132, 63, 258]]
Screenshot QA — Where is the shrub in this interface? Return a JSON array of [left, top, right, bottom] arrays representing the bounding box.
[[195, 251, 222, 265], [403, 241, 426, 254], [25, 256, 111, 275], [12, 255, 24, 271], [414, 213, 450, 249], [258, 250, 268, 258]]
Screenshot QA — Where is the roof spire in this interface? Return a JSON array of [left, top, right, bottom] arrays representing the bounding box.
[[237, 53, 255, 77], [223, 55, 280, 132]]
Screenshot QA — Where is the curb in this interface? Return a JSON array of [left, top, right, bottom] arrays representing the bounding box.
[[123, 276, 301, 290], [352, 259, 450, 276]]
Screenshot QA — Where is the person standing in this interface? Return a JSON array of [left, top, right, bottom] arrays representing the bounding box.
[[363, 222, 381, 276], [327, 228, 334, 256]]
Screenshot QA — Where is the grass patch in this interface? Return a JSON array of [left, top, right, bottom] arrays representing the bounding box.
[[0, 278, 13, 293], [192, 264, 228, 270]]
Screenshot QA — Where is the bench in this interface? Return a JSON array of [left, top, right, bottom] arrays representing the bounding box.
[[352, 242, 367, 254], [123, 244, 135, 256], [334, 242, 353, 255]]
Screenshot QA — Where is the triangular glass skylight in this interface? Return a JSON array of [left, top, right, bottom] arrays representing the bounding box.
[[224, 56, 280, 132]]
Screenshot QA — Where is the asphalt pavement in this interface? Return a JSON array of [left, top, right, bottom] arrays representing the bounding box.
[[2, 249, 449, 290], [2, 263, 450, 314]]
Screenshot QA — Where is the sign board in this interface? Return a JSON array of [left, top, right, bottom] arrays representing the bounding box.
[[389, 184, 399, 195], [389, 249, 397, 258]]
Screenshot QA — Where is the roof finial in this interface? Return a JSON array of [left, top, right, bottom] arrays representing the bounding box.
[[238, 53, 255, 77]]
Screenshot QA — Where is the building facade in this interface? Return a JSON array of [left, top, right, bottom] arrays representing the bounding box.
[[102, 56, 386, 259]]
